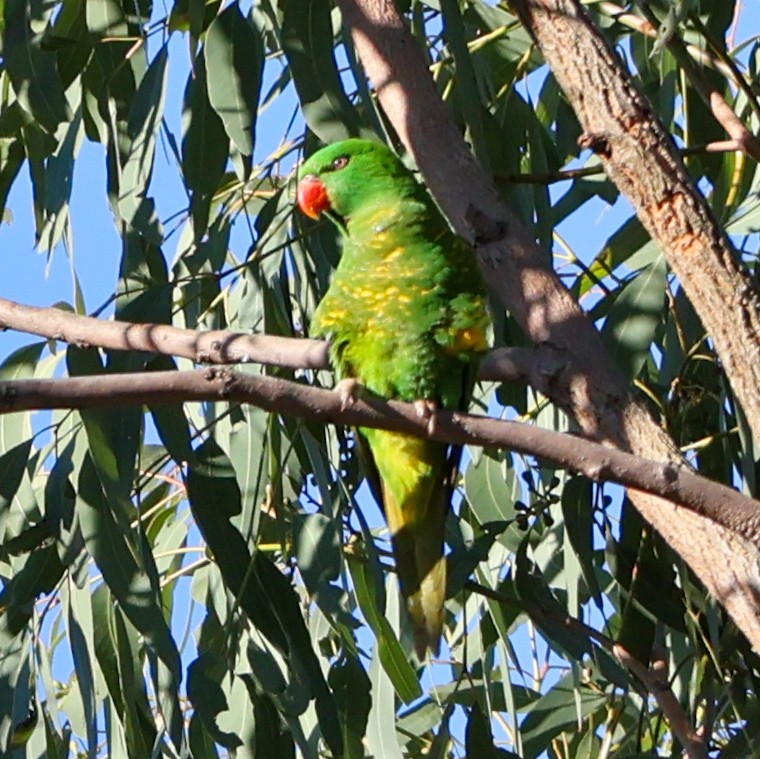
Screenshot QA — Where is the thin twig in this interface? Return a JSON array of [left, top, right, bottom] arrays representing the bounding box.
[[466, 579, 707, 757], [496, 141, 746, 184], [632, 3, 760, 161]]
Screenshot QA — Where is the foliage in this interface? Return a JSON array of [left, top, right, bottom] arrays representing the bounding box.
[[0, 0, 758, 756]]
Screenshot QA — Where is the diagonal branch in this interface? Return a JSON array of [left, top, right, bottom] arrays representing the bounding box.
[[507, 0, 760, 446], [631, 2, 760, 161], [2, 367, 759, 548], [467, 579, 707, 758], [335, 0, 760, 651]]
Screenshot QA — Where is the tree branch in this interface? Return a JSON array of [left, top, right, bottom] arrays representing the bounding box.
[[612, 645, 706, 759], [466, 579, 707, 758], [496, 141, 746, 185], [599, 0, 760, 126], [3, 367, 759, 548], [632, 2, 760, 161], [336, 0, 760, 651], [0, 295, 536, 384], [508, 0, 760, 446]]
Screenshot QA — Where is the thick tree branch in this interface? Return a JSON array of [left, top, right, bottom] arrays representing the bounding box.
[[2, 367, 759, 548], [508, 0, 760, 446], [336, 0, 760, 651], [0, 295, 535, 384]]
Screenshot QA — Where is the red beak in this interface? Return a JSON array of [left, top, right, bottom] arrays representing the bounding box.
[[297, 175, 331, 220]]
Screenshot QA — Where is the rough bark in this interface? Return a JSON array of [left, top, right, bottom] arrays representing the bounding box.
[[508, 0, 760, 445], [336, 0, 760, 650]]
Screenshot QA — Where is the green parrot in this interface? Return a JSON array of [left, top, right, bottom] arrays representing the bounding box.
[[297, 139, 491, 657]]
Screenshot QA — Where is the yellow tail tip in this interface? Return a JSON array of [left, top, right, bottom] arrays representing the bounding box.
[[405, 557, 446, 660]]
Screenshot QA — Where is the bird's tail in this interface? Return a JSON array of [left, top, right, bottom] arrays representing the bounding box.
[[390, 513, 447, 658], [363, 428, 451, 659]]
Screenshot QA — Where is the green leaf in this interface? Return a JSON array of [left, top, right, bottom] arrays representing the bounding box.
[[464, 449, 522, 551], [520, 672, 607, 755], [574, 215, 654, 297], [114, 230, 171, 327], [328, 655, 371, 759], [182, 53, 229, 239], [294, 512, 340, 594], [86, 0, 138, 37], [65, 580, 98, 754], [346, 554, 422, 704], [0, 624, 30, 752], [446, 528, 497, 598], [249, 688, 296, 759], [560, 478, 602, 604], [281, 0, 368, 143], [466, 702, 519, 758], [37, 112, 83, 254], [187, 440, 343, 757], [440, 0, 488, 167], [0, 343, 45, 453], [602, 256, 668, 380], [0, 139, 25, 223], [76, 455, 183, 733], [117, 45, 169, 243], [186, 445, 289, 652], [227, 405, 268, 543], [0, 440, 34, 543], [108, 596, 163, 757], [366, 633, 404, 759], [3, 0, 71, 133], [514, 541, 592, 662], [204, 4, 264, 158], [189, 712, 221, 759], [67, 347, 135, 511], [147, 357, 195, 465], [0, 545, 66, 636]]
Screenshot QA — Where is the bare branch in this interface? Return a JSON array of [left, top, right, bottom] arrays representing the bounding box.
[[3, 367, 759, 547], [611, 647, 707, 759], [631, 2, 760, 161], [0, 295, 536, 384], [0, 296, 330, 371], [497, 141, 746, 185]]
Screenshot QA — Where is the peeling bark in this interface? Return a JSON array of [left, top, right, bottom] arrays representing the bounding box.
[[509, 0, 760, 447]]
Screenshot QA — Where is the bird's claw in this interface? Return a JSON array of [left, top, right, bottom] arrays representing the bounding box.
[[414, 399, 439, 436], [335, 378, 360, 411]]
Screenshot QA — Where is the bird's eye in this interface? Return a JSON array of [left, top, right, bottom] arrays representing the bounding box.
[[331, 156, 350, 170]]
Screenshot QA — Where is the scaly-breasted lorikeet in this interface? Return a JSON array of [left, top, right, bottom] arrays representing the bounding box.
[[297, 139, 491, 657]]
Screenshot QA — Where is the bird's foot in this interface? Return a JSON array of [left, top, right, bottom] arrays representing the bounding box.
[[414, 399, 439, 436], [335, 378, 361, 411]]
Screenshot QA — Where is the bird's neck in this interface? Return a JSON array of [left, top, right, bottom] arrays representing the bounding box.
[[346, 192, 428, 246]]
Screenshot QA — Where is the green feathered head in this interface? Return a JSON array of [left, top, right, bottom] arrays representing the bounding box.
[[296, 139, 417, 225]]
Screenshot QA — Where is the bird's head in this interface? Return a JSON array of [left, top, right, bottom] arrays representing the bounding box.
[[296, 139, 415, 227]]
